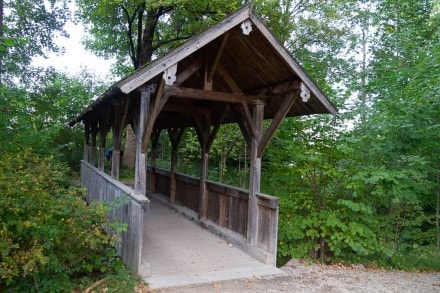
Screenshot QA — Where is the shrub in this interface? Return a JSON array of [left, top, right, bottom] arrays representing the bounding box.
[[0, 149, 124, 291]]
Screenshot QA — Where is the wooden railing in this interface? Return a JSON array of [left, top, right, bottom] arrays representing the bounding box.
[[81, 161, 149, 275], [149, 167, 279, 264]]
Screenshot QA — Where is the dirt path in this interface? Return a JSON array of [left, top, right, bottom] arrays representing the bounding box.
[[151, 259, 440, 293]]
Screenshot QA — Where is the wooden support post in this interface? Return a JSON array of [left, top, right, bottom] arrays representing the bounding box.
[[247, 103, 264, 246], [168, 126, 185, 205], [193, 114, 211, 220], [134, 91, 150, 195], [90, 121, 98, 167], [83, 120, 91, 162], [111, 102, 125, 179], [149, 129, 161, 193], [98, 107, 111, 172], [98, 125, 107, 172]]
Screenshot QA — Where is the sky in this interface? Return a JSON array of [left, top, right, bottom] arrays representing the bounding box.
[[32, 18, 115, 81]]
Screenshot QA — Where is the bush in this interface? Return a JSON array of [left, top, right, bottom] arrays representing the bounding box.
[[0, 149, 130, 292]]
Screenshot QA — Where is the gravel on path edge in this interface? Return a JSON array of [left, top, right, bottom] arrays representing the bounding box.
[[148, 259, 440, 293]]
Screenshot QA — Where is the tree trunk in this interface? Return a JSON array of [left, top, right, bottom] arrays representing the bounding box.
[[124, 7, 158, 163]]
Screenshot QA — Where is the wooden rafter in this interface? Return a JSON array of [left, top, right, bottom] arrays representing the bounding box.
[[258, 92, 298, 157], [217, 64, 242, 93], [142, 80, 164, 151], [176, 57, 203, 85], [207, 33, 230, 83]]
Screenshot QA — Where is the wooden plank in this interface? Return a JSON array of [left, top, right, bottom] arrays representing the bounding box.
[[258, 92, 298, 157], [169, 86, 259, 104], [207, 33, 230, 82], [256, 193, 279, 209]]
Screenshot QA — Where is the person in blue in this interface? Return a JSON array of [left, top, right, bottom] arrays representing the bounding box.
[[106, 147, 113, 170]]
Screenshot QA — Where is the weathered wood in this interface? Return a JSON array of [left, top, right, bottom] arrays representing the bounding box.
[[149, 129, 161, 193], [98, 147, 106, 171], [204, 63, 213, 91], [217, 64, 242, 93], [249, 12, 337, 114], [90, 121, 99, 166], [119, 5, 252, 93], [247, 103, 264, 246], [83, 120, 91, 162], [207, 33, 230, 83], [134, 91, 150, 195], [176, 57, 204, 85], [111, 102, 124, 179], [142, 79, 165, 152], [169, 87, 260, 104], [258, 92, 298, 157], [168, 126, 185, 204], [81, 161, 149, 275]]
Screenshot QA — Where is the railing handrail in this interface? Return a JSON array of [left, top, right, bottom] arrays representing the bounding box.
[[81, 160, 150, 204]]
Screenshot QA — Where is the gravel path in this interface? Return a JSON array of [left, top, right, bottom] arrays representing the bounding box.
[[152, 259, 440, 293]]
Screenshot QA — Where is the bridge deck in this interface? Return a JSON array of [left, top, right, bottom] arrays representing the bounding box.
[[142, 199, 285, 289]]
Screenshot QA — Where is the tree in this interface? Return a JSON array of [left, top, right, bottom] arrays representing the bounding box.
[[1, 0, 70, 84]]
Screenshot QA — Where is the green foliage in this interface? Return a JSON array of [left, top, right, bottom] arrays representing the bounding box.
[[0, 149, 131, 291], [1, 0, 71, 83]]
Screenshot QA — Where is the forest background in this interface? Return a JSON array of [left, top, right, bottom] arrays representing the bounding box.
[[0, 0, 439, 291]]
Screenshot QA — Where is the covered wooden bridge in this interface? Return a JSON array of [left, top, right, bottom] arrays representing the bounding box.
[[70, 5, 336, 279]]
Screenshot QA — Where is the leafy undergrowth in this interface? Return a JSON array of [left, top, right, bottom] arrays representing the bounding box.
[[0, 149, 142, 292]]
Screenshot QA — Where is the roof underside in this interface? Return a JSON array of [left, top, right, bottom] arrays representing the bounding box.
[[72, 6, 336, 131]]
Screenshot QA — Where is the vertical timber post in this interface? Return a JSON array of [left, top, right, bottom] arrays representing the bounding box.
[[149, 129, 160, 194], [83, 120, 91, 163], [168, 127, 184, 205], [111, 102, 124, 179], [90, 121, 98, 167], [134, 91, 150, 195], [196, 114, 210, 220], [98, 123, 107, 171], [247, 102, 264, 246]]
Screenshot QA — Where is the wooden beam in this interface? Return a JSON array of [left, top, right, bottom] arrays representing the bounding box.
[[248, 80, 300, 96], [169, 86, 259, 104], [237, 117, 251, 147], [142, 81, 163, 151], [207, 105, 229, 151], [239, 101, 256, 139], [258, 92, 298, 157], [207, 33, 230, 83], [162, 102, 205, 115], [175, 57, 204, 85], [215, 64, 242, 93], [134, 91, 150, 195], [247, 103, 264, 246], [204, 63, 213, 91]]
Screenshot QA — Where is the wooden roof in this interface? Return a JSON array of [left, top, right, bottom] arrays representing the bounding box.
[[70, 5, 336, 129]]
